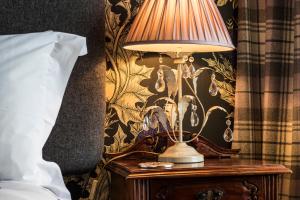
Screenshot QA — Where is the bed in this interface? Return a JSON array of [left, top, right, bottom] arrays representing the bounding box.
[[0, 0, 105, 199]]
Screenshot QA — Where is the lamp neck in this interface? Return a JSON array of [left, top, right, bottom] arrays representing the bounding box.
[[177, 62, 183, 143]]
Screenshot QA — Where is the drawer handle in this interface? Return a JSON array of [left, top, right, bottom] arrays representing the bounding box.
[[196, 189, 223, 200]]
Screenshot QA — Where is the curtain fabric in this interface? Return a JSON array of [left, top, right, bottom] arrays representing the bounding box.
[[233, 0, 300, 199]]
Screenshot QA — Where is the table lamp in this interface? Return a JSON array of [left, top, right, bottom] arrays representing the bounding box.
[[123, 0, 235, 163]]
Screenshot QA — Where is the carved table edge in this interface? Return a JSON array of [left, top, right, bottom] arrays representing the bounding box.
[[104, 132, 240, 160]]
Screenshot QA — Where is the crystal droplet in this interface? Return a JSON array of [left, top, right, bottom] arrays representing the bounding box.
[[209, 81, 218, 96], [182, 64, 191, 78], [155, 69, 165, 92], [190, 111, 199, 127], [155, 79, 166, 92], [223, 127, 233, 142], [209, 73, 218, 96], [226, 119, 232, 126], [142, 116, 150, 131], [211, 73, 216, 80], [190, 104, 199, 127], [159, 54, 163, 64], [189, 56, 194, 63]]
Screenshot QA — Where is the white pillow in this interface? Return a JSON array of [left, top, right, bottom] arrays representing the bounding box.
[[0, 31, 87, 200]]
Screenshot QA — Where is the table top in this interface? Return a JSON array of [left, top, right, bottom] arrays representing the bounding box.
[[106, 158, 292, 179]]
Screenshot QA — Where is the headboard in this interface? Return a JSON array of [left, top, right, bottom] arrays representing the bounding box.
[[0, 0, 105, 174]]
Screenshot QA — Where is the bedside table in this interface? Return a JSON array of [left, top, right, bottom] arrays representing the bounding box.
[[106, 158, 291, 200]]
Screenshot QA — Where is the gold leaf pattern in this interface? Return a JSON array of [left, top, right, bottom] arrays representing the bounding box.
[[216, 0, 228, 7], [217, 0, 237, 8], [215, 79, 235, 106], [231, 0, 238, 9], [105, 125, 132, 153], [107, 55, 154, 124], [202, 54, 235, 82], [202, 54, 236, 106], [226, 18, 234, 30], [104, 0, 237, 153]]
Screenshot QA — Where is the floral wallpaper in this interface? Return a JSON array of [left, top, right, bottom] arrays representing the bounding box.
[[104, 0, 238, 151], [67, 1, 238, 200]]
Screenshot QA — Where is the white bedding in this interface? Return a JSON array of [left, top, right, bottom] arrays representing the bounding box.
[[0, 181, 58, 200], [0, 31, 87, 200]]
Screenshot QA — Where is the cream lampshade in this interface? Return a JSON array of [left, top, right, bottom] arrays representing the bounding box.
[[124, 0, 235, 53], [123, 0, 235, 163]]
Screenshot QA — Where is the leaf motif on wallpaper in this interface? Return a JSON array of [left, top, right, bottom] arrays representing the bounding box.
[[129, 122, 142, 138], [215, 79, 235, 106], [226, 17, 238, 31], [202, 53, 236, 106], [226, 19, 234, 30], [106, 55, 154, 124], [105, 0, 132, 59], [104, 109, 118, 131], [216, 0, 228, 7], [106, 122, 143, 154], [105, 1, 120, 49], [105, 125, 132, 153], [202, 54, 235, 82], [231, 0, 238, 9], [216, 0, 237, 8]]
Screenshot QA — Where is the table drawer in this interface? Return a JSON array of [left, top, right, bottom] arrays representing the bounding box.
[[150, 175, 275, 200]]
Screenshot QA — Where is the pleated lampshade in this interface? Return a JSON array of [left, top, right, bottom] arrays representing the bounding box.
[[124, 0, 235, 53]]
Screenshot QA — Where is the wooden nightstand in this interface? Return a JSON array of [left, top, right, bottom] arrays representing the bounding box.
[[106, 158, 291, 200], [104, 133, 291, 200]]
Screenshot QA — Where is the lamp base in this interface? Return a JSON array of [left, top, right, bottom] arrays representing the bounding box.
[[158, 142, 204, 163]]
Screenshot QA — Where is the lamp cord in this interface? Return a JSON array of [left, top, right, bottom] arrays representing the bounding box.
[[103, 151, 159, 168]]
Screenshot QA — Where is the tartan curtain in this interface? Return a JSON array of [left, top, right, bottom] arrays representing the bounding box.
[[233, 0, 300, 199]]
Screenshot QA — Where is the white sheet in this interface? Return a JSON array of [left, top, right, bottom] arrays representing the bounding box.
[[0, 181, 58, 200]]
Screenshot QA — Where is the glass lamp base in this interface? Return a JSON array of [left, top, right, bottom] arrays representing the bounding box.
[[158, 142, 204, 163]]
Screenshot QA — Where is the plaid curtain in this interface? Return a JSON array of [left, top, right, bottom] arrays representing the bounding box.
[[233, 0, 300, 199]]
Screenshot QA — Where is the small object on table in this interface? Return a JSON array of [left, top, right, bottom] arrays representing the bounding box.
[[138, 162, 174, 169]]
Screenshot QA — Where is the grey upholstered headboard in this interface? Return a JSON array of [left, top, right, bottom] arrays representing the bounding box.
[[0, 0, 105, 174]]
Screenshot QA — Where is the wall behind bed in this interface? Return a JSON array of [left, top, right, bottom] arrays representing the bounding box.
[[104, 0, 238, 152]]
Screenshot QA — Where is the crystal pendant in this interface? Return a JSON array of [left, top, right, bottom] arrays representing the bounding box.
[[209, 82, 218, 96], [155, 79, 166, 92], [209, 73, 218, 96], [155, 68, 165, 92], [189, 56, 194, 63], [182, 63, 191, 78], [159, 54, 163, 63], [223, 119, 233, 142], [142, 116, 151, 131], [190, 104, 199, 127], [226, 119, 232, 126], [189, 56, 195, 78], [190, 111, 199, 127], [223, 127, 233, 142]]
